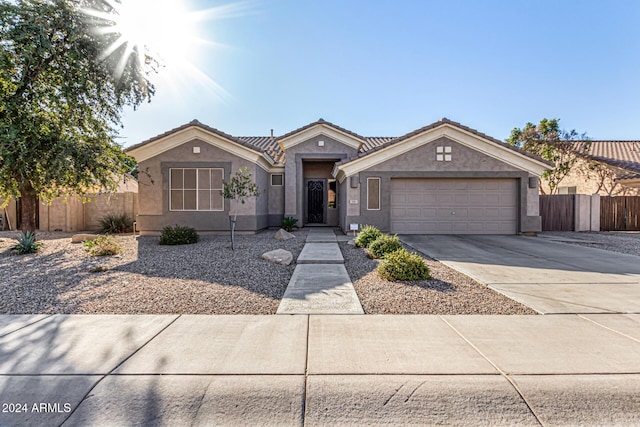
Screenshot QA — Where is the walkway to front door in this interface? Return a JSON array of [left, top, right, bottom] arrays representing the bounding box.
[[277, 228, 364, 314]]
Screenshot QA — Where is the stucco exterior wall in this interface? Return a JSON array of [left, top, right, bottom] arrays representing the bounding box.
[[283, 135, 356, 223], [267, 171, 285, 227], [137, 138, 262, 232], [539, 158, 640, 196], [0, 198, 17, 230], [373, 138, 521, 173], [341, 137, 542, 234]]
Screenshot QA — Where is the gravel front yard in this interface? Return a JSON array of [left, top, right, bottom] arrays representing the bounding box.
[[3, 229, 538, 315], [0, 230, 307, 314], [341, 242, 536, 315], [541, 231, 640, 257]]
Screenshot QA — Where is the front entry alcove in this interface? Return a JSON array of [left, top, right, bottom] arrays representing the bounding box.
[[303, 160, 339, 226]]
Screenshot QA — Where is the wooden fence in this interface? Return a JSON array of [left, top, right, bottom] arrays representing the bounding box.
[[600, 196, 640, 231], [540, 195, 575, 231]]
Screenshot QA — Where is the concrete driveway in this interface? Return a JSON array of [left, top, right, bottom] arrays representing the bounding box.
[[400, 235, 640, 314]]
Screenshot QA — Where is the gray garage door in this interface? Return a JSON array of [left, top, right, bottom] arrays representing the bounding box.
[[390, 178, 517, 234]]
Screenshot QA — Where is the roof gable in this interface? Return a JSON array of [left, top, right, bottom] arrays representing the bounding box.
[[126, 120, 275, 171], [277, 118, 365, 151], [333, 119, 552, 181]]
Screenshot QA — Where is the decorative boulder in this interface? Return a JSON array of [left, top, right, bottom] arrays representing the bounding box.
[[261, 249, 293, 266], [274, 228, 295, 241], [71, 234, 100, 243]]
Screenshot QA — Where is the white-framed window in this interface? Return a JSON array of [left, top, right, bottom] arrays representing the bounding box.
[[169, 168, 224, 211], [558, 186, 577, 195], [271, 174, 283, 186], [436, 146, 452, 161], [367, 177, 381, 210]]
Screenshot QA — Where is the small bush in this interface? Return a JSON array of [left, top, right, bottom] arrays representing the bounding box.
[[12, 231, 43, 254], [355, 225, 382, 248], [89, 266, 109, 273], [368, 234, 402, 259], [99, 214, 133, 234], [378, 248, 430, 281], [83, 235, 122, 256], [281, 216, 298, 232], [159, 225, 199, 245]]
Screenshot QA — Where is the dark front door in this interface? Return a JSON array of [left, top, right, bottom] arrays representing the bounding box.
[[306, 179, 324, 224]]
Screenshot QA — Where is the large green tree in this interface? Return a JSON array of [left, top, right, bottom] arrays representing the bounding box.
[[507, 118, 590, 194], [0, 0, 153, 231]]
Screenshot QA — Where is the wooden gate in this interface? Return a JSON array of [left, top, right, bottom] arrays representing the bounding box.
[[540, 195, 575, 231], [600, 196, 640, 231]]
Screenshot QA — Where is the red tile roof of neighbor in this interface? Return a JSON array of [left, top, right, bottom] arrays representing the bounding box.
[[573, 141, 640, 177]]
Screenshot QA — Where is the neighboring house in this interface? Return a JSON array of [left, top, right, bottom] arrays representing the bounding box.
[[541, 141, 640, 195], [127, 118, 550, 235], [0, 176, 138, 232]]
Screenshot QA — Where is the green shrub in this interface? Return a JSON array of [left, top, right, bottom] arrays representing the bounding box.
[[98, 214, 133, 234], [83, 235, 121, 256], [281, 216, 298, 232], [368, 234, 402, 259], [378, 248, 430, 281], [12, 231, 43, 254], [89, 266, 109, 273], [354, 225, 382, 248], [159, 225, 199, 245]]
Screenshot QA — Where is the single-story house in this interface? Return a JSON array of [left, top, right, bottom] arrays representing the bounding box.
[[541, 140, 640, 196], [126, 118, 551, 235]]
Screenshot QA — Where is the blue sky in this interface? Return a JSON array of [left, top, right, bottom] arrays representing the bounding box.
[[119, 0, 640, 147]]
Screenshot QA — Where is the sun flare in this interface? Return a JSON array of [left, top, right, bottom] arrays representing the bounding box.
[[83, 0, 201, 75]]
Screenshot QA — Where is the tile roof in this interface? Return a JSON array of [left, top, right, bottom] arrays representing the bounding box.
[[276, 118, 367, 142], [238, 136, 284, 164], [126, 118, 551, 168], [335, 118, 552, 167], [573, 141, 640, 174], [126, 119, 270, 158]]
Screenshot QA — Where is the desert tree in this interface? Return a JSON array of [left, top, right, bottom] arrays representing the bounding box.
[[507, 118, 590, 194], [222, 167, 260, 250], [0, 0, 154, 231]]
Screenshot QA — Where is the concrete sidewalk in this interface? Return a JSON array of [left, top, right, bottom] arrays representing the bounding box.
[[401, 234, 640, 314], [2, 314, 640, 426]]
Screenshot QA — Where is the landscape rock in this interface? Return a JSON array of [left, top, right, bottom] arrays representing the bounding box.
[[275, 229, 295, 241], [261, 249, 293, 266], [71, 234, 100, 244]]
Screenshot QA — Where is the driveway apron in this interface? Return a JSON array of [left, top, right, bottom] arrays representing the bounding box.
[[400, 234, 640, 314]]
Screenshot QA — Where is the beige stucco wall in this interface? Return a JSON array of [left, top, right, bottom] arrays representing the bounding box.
[[2, 186, 137, 232], [0, 197, 17, 230], [540, 158, 640, 195]]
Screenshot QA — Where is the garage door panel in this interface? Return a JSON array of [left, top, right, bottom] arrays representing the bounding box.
[[391, 178, 517, 234], [390, 193, 405, 204], [453, 194, 469, 205]]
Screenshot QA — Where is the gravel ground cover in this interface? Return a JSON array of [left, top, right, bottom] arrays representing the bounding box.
[[0, 230, 307, 314], [541, 231, 640, 257], [341, 242, 537, 315]]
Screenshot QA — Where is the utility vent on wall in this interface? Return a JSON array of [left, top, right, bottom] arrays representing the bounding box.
[[318, 140, 325, 147], [193, 147, 201, 154]]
